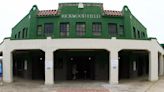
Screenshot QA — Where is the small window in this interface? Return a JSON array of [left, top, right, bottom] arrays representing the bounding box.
[[76, 22, 86, 36], [18, 32, 21, 39], [142, 32, 145, 38], [137, 30, 140, 38], [92, 22, 102, 36], [22, 28, 25, 38], [109, 23, 117, 36], [118, 25, 124, 35], [25, 28, 28, 38], [15, 34, 17, 39], [44, 23, 53, 36], [133, 27, 136, 38], [37, 25, 42, 35], [60, 23, 69, 37]]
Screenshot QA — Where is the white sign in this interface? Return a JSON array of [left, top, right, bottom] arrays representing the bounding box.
[[24, 60, 28, 70], [61, 14, 101, 19], [46, 61, 53, 70], [133, 61, 136, 71], [111, 60, 118, 69]]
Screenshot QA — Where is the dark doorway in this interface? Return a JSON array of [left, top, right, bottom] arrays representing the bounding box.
[[67, 56, 95, 80], [0, 52, 2, 56], [13, 50, 45, 80], [119, 50, 149, 80], [54, 49, 109, 81]]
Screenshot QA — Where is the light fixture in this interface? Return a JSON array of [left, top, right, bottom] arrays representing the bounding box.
[[70, 57, 73, 61], [40, 57, 43, 60], [88, 57, 91, 60]]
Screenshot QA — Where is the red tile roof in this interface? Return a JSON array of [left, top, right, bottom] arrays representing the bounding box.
[[37, 10, 123, 17], [37, 10, 58, 16], [104, 10, 123, 16]]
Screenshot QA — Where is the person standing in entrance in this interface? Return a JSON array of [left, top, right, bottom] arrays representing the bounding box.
[[72, 64, 78, 80]]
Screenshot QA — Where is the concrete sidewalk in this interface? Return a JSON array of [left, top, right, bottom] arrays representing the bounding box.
[[0, 77, 164, 92], [145, 77, 164, 92], [105, 77, 164, 92]]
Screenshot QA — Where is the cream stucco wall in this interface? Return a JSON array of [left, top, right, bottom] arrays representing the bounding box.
[[0, 37, 163, 85]]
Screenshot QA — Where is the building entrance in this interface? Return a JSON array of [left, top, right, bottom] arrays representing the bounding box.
[[67, 56, 95, 80], [12, 50, 45, 81], [119, 50, 149, 80], [54, 49, 109, 81]]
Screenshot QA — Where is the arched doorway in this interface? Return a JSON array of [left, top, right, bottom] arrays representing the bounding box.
[[12, 50, 45, 81], [119, 50, 149, 81], [53, 49, 109, 81]]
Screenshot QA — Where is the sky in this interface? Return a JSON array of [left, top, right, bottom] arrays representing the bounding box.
[[0, 0, 164, 43]]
